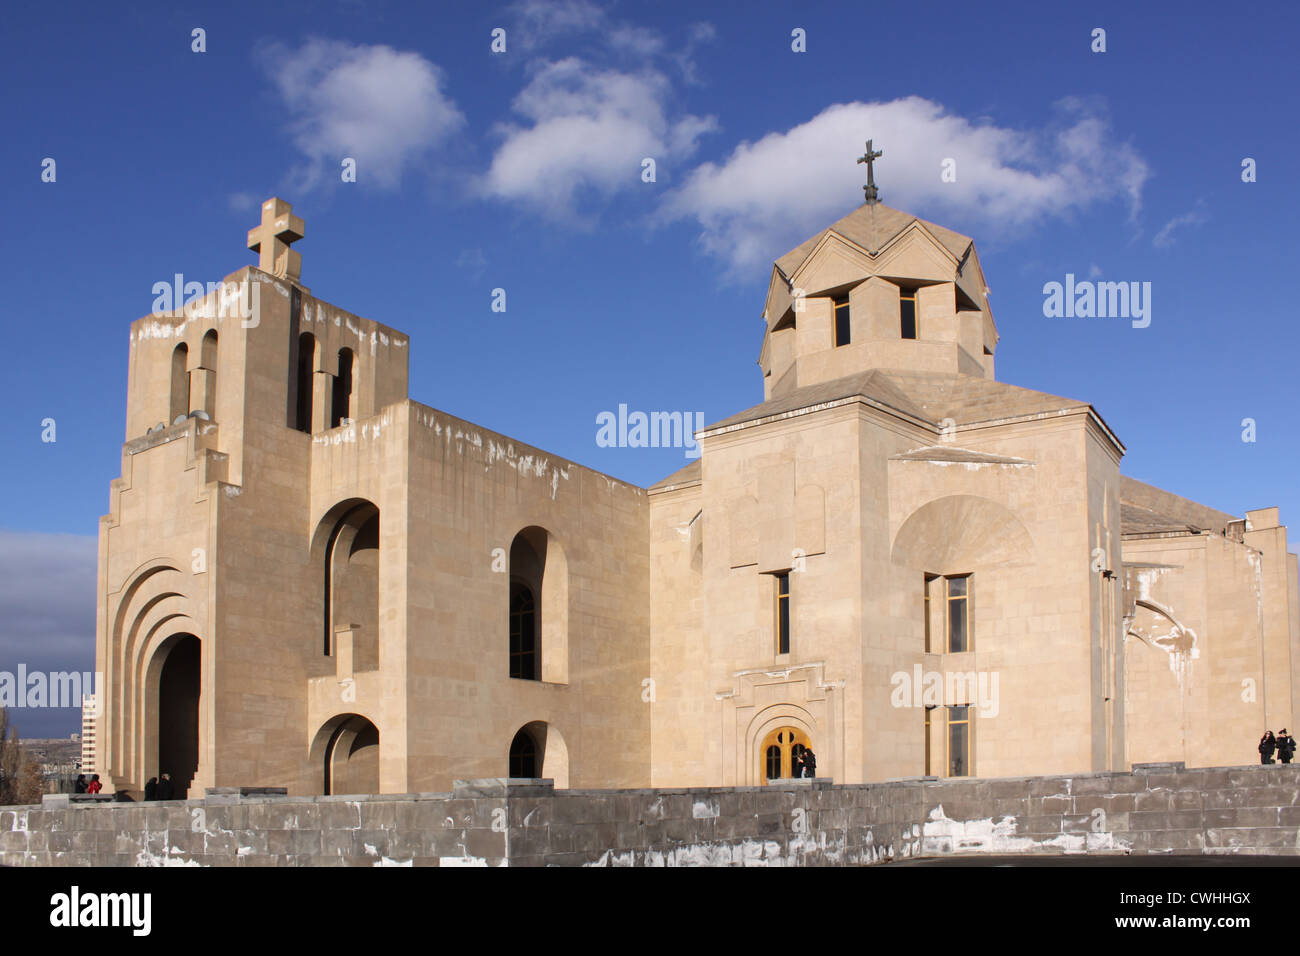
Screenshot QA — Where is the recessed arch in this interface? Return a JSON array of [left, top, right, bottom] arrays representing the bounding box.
[[509, 720, 570, 787], [144, 633, 201, 799], [294, 331, 316, 432], [332, 347, 354, 428], [169, 342, 189, 424], [310, 713, 380, 795], [746, 704, 818, 787], [891, 494, 1035, 574], [311, 499, 380, 659], [508, 526, 568, 683]]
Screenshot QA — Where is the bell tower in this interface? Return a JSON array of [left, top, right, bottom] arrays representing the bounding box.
[[758, 142, 999, 400]]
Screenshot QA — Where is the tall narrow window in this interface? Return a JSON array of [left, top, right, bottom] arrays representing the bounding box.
[[295, 332, 316, 433], [510, 583, 538, 680], [948, 705, 971, 776], [833, 295, 851, 347], [924, 573, 939, 652], [924, 705, 934, 776], [765, 745, 781, 782], [946, 574, 971, 652], [900, 289, 917, 339], [775, 572, 791, 654], [199, 330, 218, 418], [169, 343, 190, 424], [331, 347, 354, 428]]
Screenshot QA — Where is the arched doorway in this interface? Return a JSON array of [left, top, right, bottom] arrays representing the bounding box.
[[322, 714, 380, 795], [761, 726, 811, 783], [506, 721, 570, 786], [509, 727, 539, 778], [156, 634, 200, 799]]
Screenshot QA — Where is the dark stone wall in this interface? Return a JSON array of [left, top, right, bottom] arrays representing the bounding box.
[[2, 764, 1297, 867]]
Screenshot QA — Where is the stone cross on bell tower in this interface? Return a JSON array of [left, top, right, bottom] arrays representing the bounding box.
[[857, 140, 883, 204], [247, 198, 305, 283]]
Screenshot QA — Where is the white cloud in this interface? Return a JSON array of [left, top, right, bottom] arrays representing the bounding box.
[[481, 58, 716, 220], [508, 0, 607, 50], [261, 38, 465, 190], [660, 96, 1150, 278], [1153, 201, 1209, 248]]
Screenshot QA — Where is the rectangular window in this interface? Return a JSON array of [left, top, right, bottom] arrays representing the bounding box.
[[775, 572, 791, 654], [948, 705, 971, 776], [900, 289, 917, 339], [833, 296, 851, 347], [924, 706, 934, 776], [924, 573, 939, 652], [946, 574, 971, 653]]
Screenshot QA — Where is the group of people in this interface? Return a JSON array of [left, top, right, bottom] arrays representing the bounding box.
[[794, 747, 818, 778], [73, 771, 176, 799], [1258, 729, 1296, 764]]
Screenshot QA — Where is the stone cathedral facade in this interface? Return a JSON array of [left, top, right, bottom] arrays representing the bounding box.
[[94, 194, 1299, 798]]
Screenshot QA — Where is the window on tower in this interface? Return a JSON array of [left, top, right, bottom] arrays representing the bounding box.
[[775, 572, 791, 654], [900, 288, 917, 339], [833, 295, 851, 347]]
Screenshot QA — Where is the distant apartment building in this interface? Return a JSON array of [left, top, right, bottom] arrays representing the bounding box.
[[80, 695, 97, 775]]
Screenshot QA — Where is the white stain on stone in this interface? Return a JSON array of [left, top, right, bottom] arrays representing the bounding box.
[[585, 839, 787, 867], [921, 805, 1130, 856], [691, 799, 719, 819], [135, 842, 204, 867]]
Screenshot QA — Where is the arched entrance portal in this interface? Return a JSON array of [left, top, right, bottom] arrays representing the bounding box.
[[156, 634, 200, 799], [761, 726, 811, 783], [509, 727, 538, 778], [324, 715, 380, 795]]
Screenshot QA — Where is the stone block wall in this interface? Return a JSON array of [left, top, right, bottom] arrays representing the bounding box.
[[2, 764, 1298, 867]]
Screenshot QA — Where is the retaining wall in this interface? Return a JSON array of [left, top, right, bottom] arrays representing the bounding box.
[[2, 763, 1298, 866]]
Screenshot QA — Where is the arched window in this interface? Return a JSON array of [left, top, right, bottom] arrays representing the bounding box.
[[295, 332, 316, 433], [331, 347, 353, 428], [509, 728, 538, 778], [169, 342, 190, 424], [760, 726, 811, 783], [507, 527, 568, 683], [509, 583, 537, 680], [199, 330, 218, 418], [315, 500, 380, 658]]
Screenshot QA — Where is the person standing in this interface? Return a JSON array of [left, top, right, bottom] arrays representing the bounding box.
[[803, 748, 817, 779], [791, 748, 805, 780], [1278, 729, 1295, 765], [86, 774, 102, 794], [144, 777, 158, 801], [1260, 731, 1277, 764], [156, 773, 174, 800], [73, 774, 87, 794]]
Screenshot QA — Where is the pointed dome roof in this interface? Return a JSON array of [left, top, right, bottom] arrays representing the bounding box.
[[774, 202, 973, 279]]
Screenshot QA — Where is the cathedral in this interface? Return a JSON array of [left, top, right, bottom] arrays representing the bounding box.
[[93, 170, 1299, 799]]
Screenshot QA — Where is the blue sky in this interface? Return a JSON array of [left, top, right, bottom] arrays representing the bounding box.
[[1, 0, 1297, 735]]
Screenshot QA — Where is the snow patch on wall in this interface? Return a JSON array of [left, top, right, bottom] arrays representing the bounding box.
[[585, 839, 789, 867], [135, 841, 204, 867], [692, 799, 719, 819], [921, 805, 1130, 855]]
